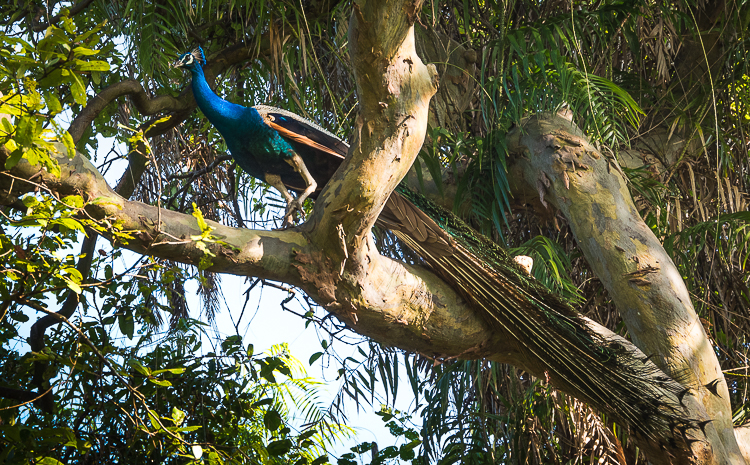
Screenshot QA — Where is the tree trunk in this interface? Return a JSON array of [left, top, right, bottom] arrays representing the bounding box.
[[507, 112, 744, 464]]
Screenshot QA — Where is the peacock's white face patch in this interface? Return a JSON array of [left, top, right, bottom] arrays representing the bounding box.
[[173, 52, 195, 69]]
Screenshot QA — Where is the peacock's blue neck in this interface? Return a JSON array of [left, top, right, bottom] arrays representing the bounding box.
[[186, 64, 298, 179], [189, 65, 262, 132]]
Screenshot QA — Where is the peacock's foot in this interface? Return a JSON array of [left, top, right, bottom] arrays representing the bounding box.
[[277, 199, 306, 229]]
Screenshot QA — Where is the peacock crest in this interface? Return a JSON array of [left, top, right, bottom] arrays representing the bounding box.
[[191, 46, 206, 66], [173, 46, 206, 69]]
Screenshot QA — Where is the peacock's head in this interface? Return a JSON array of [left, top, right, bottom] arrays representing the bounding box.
[[173, 46, 206, 71]]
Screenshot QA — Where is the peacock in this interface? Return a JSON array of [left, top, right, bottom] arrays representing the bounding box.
[[174, 47, 698, 445], [172, 47, 346, 227]]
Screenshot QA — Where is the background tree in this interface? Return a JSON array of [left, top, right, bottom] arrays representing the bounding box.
[[1, 0, 749, 464]]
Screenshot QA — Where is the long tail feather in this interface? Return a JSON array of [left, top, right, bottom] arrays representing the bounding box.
[[382, 186, 698, 444]]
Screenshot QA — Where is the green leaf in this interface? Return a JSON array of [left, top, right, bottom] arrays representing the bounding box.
[[267, 439, 293, 456], [5, 148, 24, 170], [336, 456, 356, 465], [64, 278, 82, 294], [69, 73, 87, 105], [34, 458, 65, 465], [128, 360, 151, 376], [38, 69, 65, 88], [1, 116, 13, 135], [60, 195, 84, 208], [62, 131, 75, 158], [42, 25, 68, 44], [72, 46, 100, 56], [149, 378, 172, 387], [54, 217, 85, 233], [10, 311, 30, 322], [44, 91, 62, 113], [74, 25, 102, 43], [65, 267, 83, 282], [252, 398, 273, 408], [263, 409, 282, 431], [119, 313, 134, 339], [298, 428, 317, 442], [174, 426, 201, 433], [147, 411, 161, 431], [24, 146, 40, 166], [75, 60, 110, 72], [152, 367, 186, 375], [171, 407, 186, 426], [308, 352, 323, 365], [192, 203, 211, 233]]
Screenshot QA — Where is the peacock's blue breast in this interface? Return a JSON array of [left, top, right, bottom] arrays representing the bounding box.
[[220, 107, 300, 181]]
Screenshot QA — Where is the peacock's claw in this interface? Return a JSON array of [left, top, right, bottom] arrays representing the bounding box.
[[279, 199, 306, 228]]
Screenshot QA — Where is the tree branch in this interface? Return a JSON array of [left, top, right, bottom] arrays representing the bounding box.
[[31, 0, 96, 32], [507, 113, 739, 464], [68, 80, 184, 143]]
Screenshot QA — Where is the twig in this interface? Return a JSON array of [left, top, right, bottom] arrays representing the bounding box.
[[31, 0, 96, 32], [167, 155, 232, 180]]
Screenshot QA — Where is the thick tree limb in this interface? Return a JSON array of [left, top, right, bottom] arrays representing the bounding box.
[[508, 114, 742, 464]]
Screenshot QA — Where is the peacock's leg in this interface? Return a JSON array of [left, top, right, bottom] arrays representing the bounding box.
[[264, 173, 299, 226], [282, 153, 317, 225]]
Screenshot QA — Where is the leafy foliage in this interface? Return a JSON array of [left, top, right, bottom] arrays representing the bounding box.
[[0, 13, 110, 173], [1, 311, 350, 464]]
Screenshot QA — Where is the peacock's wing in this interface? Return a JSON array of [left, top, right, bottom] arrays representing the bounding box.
[[254, 106, 455, 257], [255, 105, 349, 159], [248, 109, 465, 278], [253, 105, 348, 196]]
